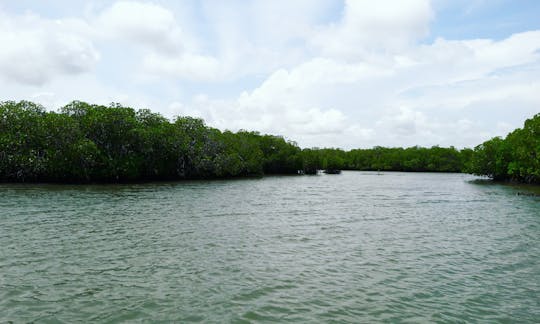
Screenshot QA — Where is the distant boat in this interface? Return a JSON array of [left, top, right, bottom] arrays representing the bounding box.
[[323, 169, 341, 174]]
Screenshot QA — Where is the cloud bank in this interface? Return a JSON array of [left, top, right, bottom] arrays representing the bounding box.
[[0, 0, 538, 149]]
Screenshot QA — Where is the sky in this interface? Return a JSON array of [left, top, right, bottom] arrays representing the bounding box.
[[0, 0, 539, 149]]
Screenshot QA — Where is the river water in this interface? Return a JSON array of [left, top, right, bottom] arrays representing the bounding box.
[[1, 172, 539, 322]]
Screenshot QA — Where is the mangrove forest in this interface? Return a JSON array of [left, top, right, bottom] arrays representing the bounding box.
[[0, 100, 538, 183]]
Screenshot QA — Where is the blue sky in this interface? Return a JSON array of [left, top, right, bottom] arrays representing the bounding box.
[[0, 0, 539, 148], [431, 0, 540, 40]]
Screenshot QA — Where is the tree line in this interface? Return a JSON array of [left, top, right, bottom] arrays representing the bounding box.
[[468, 113, 539, 184], [0, 101, 537, 183]]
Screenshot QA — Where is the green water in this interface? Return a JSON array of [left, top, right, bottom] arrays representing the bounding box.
[[1, 172, 539, 322]]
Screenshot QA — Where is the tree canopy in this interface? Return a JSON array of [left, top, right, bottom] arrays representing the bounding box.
[[0, 101, 537, 183], [0, 101, 304, 182], [468, 113, 539, 184]]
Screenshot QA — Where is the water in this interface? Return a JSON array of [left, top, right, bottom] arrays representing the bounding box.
[[1, 172, 539, 323]]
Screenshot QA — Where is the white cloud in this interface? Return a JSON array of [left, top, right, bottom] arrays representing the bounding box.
[[96, 1, 183, 53], [311, 0, 434, 59], [0, 0, 538, 149], [94, 1, 225, 81], [171, 27, 540, 148], [143, 53, 221, 81], [0, 12, 98, 85]]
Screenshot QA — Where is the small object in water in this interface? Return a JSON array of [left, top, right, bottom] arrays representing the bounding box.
[[323, 169, 341, 174], [517, 191, 540, 197]]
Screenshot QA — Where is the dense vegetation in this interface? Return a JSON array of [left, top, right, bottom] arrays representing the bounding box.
[[0, 101, 537, 183], [468, 113, 539, 184], [300, 146, 469, 174]]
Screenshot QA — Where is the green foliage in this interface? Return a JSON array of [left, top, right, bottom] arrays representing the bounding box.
[[258, 135, 302, 174], [300, 148, 320, 174], [1, 100, 536, 183], [0, 101, 302, 182], [470, 113, 540, 183], [335, 146, 464, 172], [0, 101, 48, 181]]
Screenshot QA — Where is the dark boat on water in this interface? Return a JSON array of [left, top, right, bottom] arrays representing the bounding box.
[[323, 169, 341, 174]]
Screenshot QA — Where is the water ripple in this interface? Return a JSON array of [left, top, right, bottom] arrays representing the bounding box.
[[1, 172, 539, 322]]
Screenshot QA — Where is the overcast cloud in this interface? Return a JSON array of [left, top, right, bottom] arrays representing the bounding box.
[[0, 0, 538, 149]]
